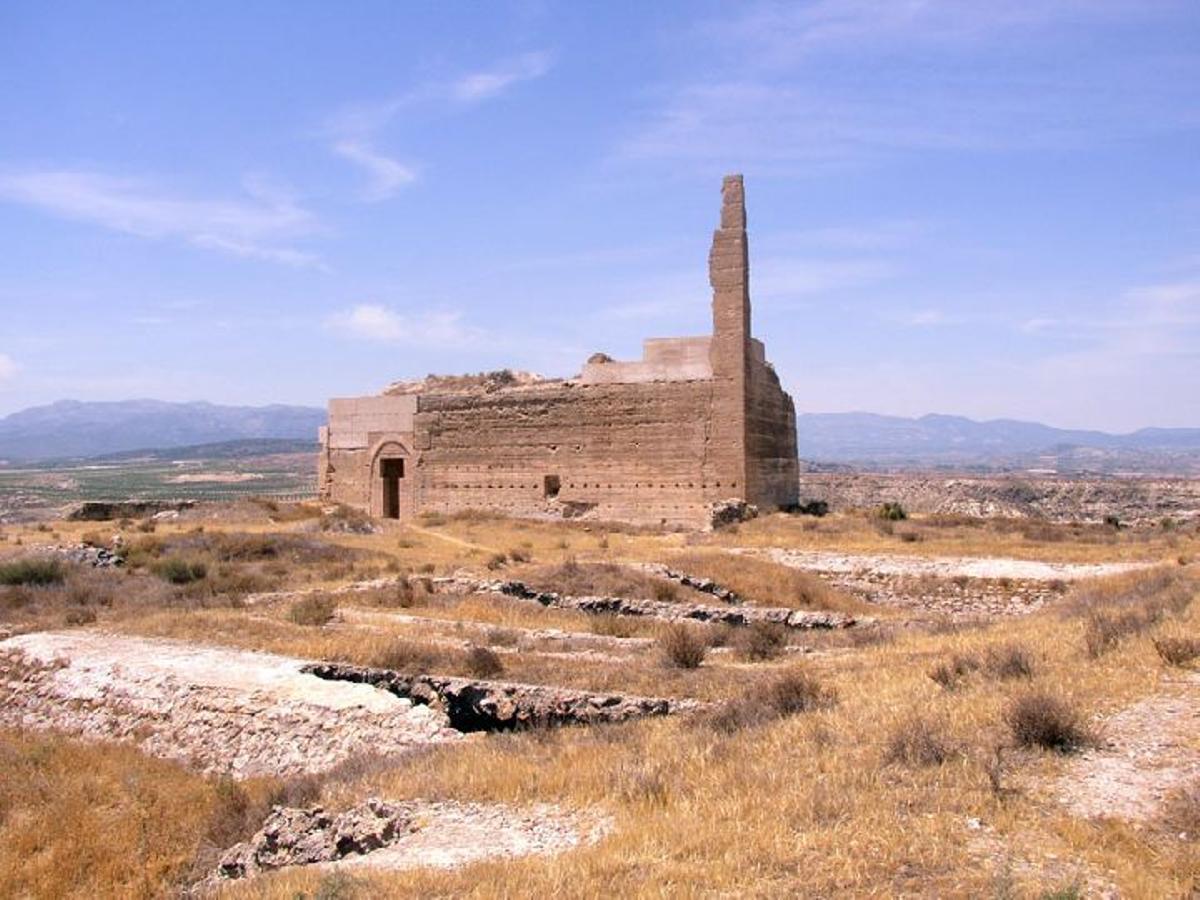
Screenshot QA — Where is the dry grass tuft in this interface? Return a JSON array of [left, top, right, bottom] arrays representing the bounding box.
[[705, 669, 836, 733], [658, 624, 708, 669], [366, 638, 451, 673], [1003, 690, 1094, 753], [883, 714, 959, 767], [0, 556, 66, 586], [1156, 779, 1200, 838], [733, 620, 788, 661], [1152, 635, 1200, 667], [288, 594, 337, 627], [464, 645, 505, 678]]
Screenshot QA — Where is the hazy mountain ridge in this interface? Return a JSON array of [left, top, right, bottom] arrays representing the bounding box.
[[1, 401, 1197, 472], [798, 412, 1200, 472], [0, 400, 326, 461]]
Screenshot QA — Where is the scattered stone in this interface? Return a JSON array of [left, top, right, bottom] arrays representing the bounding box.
[[710, 499, 758, 530], [450, 576, 853, 630], [67, 500, 194, 522], [217, 799, 411, 880], [632, 562, 742, 604], [53, 543, 124, 567], [304, 663, 691, 732]]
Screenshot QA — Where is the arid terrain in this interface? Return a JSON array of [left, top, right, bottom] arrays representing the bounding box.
[[2, 495, 1198, 898]]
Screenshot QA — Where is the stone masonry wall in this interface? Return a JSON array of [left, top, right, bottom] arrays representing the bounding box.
[[409, 380, 735, 527]]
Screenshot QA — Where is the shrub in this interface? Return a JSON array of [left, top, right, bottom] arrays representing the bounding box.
[[876, 502, 908, 522], [464, 645, 504, 678], [652, 581, 679, 603], [928, 654, 980, 690], [1153, 636, 1200, 667], [1157, 779, 1200, 837], [507, 546, 532, 564], [659, 624, 708, 669], [0, 557, 66, 586], [63, 606, 98, 626], [706, 669, 836, 733], [985, 643, 1035, 679], [1083, 607, 1159, 658], [883, 714, 958, 766], [734, 621, 788, 662], [486, 553, 509, 571], [288, 594, 337, 627], [152, 556, 207, 585], [1004, 691, 1093, 752]]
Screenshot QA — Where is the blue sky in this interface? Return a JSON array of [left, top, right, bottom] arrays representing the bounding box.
[[0, 1, 1197, 431]]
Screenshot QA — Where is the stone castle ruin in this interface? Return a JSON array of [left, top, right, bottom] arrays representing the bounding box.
[[319, 175, 798, 528]]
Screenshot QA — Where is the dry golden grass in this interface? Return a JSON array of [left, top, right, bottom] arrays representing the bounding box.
[[4, 511, 1200, 897], [666, 549, 871, 614]]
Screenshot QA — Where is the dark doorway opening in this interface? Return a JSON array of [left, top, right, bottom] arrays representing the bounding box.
[[381, 458, 405, 519], [543, 474, 561, 499]]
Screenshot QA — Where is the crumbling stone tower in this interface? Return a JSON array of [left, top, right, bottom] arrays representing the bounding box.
[[319, 174, 799, 527]]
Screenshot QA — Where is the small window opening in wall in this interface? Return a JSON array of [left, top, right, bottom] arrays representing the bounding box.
[[543, 475, 561, 499]]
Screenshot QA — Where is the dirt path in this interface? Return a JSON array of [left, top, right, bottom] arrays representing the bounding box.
[[1056, 673, 1200, 821], [755, 548, 1149, 582], [0, 631, 461, 777]]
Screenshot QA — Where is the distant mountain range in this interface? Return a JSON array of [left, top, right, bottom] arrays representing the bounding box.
[[797, 412, 1200, 473], [0, 400, 1197, 474], [0, 400, 325, 461]]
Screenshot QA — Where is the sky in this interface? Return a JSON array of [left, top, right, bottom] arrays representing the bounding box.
[[0, 0, 1197, 432]]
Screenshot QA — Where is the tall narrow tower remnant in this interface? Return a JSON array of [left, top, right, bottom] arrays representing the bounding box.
[[319, 174, 799, 528]]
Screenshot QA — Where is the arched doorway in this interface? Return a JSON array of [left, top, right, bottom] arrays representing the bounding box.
[[370, 440, 411, 519]]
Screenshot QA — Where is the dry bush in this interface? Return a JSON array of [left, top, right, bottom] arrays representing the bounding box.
[[485, 627, 522, 648], [152, 556, 208, 585], [705, 669, 836, 733], [658, 623, 708, 669], [465, 645, 505, 678], [1084, 608, 1159, 658], [984, 643, 1035, 679], [63, 606, 97, 626], [733, 621, 788, 662], [928, 654, 980, 690], [883, 714, 958, 767], [0, 556, 65, 586], [360, 577, 429, 609], [289, 594, 337, 627], [1156, 780, 1200, 838], [652, 581, 679, 603], [507, 546, 532, 564], [1153, 635, 1200, 667], [486, 552, 509, 571], [1004, 691, 1094, 752]]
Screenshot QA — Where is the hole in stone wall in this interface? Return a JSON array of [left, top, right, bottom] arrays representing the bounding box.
[[543, 475, 561, 499]]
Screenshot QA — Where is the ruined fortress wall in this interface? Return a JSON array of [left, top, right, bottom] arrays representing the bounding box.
[[745, 358, 800, 508], [409, 380, 737, 527]]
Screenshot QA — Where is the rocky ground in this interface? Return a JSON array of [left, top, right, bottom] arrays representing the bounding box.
[[0, 632, 461, 776], [800, 473, 1200, 525]]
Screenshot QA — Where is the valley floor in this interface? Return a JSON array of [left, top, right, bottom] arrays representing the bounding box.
[[1, 503, 1198, 897]]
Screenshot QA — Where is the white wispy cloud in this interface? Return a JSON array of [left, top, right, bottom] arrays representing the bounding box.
[[328, 304, 482, 347], [0, 353, 18, 382], [325, 52, 552, 200], [451, 52, 553, 103], [0, 169, 322, 267], [332, 141, 417, 202], [619, 2, 1195, 172]]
